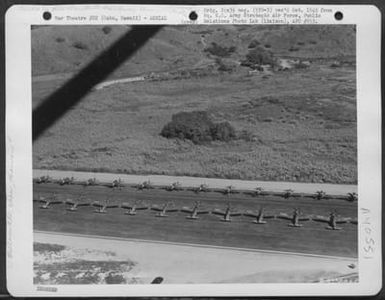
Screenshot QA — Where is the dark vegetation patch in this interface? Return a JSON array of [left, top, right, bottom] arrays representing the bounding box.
[[204, 42, 236, 57], [241, 46, 277, 68], [102, 26, 112, 35], [161, 111, 236, 144], [55, 37, 65, 43], [72, 41, 89, 50], [34, 242, 66, 253], [248, 39, 260, 49]]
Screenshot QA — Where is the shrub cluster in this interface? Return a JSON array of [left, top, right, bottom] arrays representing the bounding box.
[[204, 42, 236, 57], [161, 111, 236, 144], [102, 26, 112, 35], [241, 46, 276, 69], [72, 41, 89, 50]]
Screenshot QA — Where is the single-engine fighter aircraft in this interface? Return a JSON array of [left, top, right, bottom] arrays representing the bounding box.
[[82, 177, 97, 186], [59, 176, 75, 185], [312, 212, 351, 230], [181, 201, 210, 219], [65, 195, 91, 211], [39, 193, 62, 209], [111, 178, 124, 189], [244, 187, 268, 197], [190, 184, 209, 193], [35, 175, 52, 184], [212, 203, 242, 222], [136, 180, 153, 190], [347, 192, 358, 202], [243, 207, 275, 224], [151, 202, 178, 217], [278, 208, 311, 227], [314, 190, 328, 200], [92, 199, 119, 214], [121, 200, 149, 215], [165, 182, 183, 191]]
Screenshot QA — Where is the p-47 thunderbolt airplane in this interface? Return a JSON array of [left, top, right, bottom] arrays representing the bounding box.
[[151, 202, 178, 217], [34, 175, 52, 184], [65, 195, 91, 211], [312, 212, 351, 230], [59, 176, 75, 185], [165, 182, 183, 191], [38, 193, 62, 209], [189, 184, 209, 193], [212, 203, 242, 222], [136, 180, 153, 190], [278, 208, 311, 227], [92, 199, 119, 214], [121, 200, 149, 215], [181, 201, 209, 219], [243, 207, 275, 224]]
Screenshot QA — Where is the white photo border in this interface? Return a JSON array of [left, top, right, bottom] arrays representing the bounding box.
[[5, 4, 382, 297]]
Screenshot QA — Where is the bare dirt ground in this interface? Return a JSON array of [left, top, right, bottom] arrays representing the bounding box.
[[34, 231, 357, 284]]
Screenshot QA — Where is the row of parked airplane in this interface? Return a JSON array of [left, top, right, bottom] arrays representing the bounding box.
[[34, 176, 358, 201], [34, 194, 357, 230]]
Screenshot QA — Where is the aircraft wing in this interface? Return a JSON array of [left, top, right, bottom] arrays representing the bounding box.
[[264, 214, 275, 219], [77, 202, 91, 207], [92, 202, 103, 207], [243, 211, 258, 218], [50, 200, 63, 204], [212, 209, 225, 216], [165, 207, 178, 212], [230, 212, 242, 216], [197, 210, 209, 214], [312, 215, 329, 223], [181, 207, 193, 213], [106, 204, 119, 208], [336, 217, 351, 224], [136, 206, 148, 210], [299, 216, 311, 221], [151, 205, 163, 211], [65, 199, 75, 205], [121, 203, 132, 209], [277, 213, 291, 220]]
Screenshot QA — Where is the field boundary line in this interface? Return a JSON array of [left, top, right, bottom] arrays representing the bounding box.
[[34, 230, 357, 261]]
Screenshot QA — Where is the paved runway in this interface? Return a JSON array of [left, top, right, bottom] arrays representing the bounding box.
[[34, 183, 358, 257]]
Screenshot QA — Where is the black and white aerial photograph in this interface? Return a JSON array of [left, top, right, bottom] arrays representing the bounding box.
[[32, 24, 358, 284]]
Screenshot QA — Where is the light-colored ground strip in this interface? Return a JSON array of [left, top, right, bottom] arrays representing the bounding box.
[[34, 231, 357, 284], [33, 169, 357, 195]]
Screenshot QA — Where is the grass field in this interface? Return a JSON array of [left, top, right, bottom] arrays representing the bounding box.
[[32, 25, 356, 184], [34, 183, 357, 257]]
